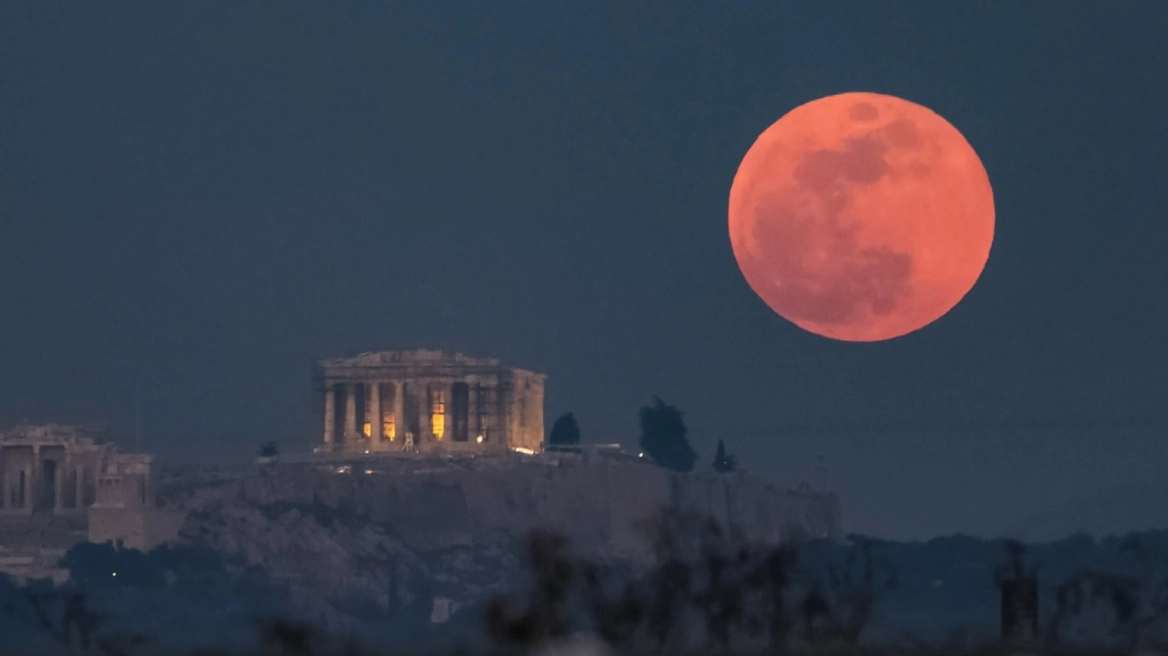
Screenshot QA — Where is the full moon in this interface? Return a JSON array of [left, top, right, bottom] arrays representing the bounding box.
[[728, 92, 994, 342]]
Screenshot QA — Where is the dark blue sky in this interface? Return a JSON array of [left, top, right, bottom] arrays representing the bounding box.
[[2, 2, 1166, 539]]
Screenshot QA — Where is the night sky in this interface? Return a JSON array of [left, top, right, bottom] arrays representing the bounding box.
[[3, 2, 1167, 540]]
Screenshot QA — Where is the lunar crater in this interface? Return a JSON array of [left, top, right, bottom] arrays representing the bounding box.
[[747, 190, 914, 327], [794, 137, 890, 189], [880, 118, 923, 149]]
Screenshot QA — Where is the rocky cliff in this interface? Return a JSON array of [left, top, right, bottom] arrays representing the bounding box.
[[157, 452, 840, 639]]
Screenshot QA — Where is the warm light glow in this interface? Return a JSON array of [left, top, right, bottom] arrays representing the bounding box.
[[511, 446, 535, 455], [362, 422, 372, 438], [384, 417, 396, 441], [728, 92, 994, 342], [431, 388, 446, 439], [364, 469, 374, 475], [476, 434, 484, 444]]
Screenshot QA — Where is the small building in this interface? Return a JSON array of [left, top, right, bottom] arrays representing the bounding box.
[[88, 452, 184, 552], [317, 349, 546, 455]]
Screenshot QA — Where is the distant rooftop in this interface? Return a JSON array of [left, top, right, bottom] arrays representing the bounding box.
[[0, 423, 108, 444], [320, 349, 502, 368]]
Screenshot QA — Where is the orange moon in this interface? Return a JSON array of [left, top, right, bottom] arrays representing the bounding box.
[[728, 92, 994, 342]]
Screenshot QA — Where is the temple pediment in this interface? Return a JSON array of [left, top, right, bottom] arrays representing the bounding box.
[[0, 423, 108, 447], [320, 349, 502, 369]]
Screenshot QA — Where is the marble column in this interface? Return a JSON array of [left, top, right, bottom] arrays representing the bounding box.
[[22, 467, 32, 513], [63, 451, 73, 509], [446, 382, 455, 441], [419, 384, 432, 442], [497, 384, 513, 448], [368, 382, 382, 448], [468, 381, 480, 442], [53, 462, 63, 513], [480, 384, 496, 443], [393, 382, 404, 442], [344, 383, 358, 442], [31, 445, 40, 512], [75, 467, 85, 509], [323, 384, 336, 445]]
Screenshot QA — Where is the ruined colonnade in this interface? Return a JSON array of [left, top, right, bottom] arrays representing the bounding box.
[[317, 350, 546, 455], [0, 442, 91, 515]]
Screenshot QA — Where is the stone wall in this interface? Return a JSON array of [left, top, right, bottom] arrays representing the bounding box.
[[88, 507, 186, 551], [505, 371, 545, 453], [170, 454, 840, 562]]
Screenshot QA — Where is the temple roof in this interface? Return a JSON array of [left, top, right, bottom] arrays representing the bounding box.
[[318, 350, 547, 384], [0, 423, 108, 445], [320, 349, 503, 368]]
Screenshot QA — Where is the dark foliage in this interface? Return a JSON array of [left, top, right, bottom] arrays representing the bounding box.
[[1047, 568, 1168, 649], [547, 412, 581, 446], [485, 532, 574, 646], [820, 536, 899, 643], [482, 513, 892, 652], [60, 543, 165, 589], [259, 619, 320, 656], [712, 439, 738, 473], [996, 539, 1040, 582], [1, 583, 147, 655], [148, 542, 229, 573], [21, 513, 1168, 654], [259, 441, 280, 458], [36, 540, 291, 651], [638, 397, 697, 473]]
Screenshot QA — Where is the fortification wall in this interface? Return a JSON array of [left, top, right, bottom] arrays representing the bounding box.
[[178, 455, 840, 561]]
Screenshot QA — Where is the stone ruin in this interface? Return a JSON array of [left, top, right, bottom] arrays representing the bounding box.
[[317, 349, 546, 456], [0, 423, 181, 583]]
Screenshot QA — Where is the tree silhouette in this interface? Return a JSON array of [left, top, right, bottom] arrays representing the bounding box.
[[712, 439, 738, 473], [638, 397, 697, 473], [60, 542, 164, 589], [548, 412, 581, 446]]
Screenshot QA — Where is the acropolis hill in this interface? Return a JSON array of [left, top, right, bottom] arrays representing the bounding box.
[[155, 437, 840, 631], [1, 349, 841, 627], [297, 350, 840, 554], [165, 447, 841, 560]]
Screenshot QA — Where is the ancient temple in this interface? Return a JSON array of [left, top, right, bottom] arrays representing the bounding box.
[[317, 350, 546, 455], [0, 424, 123, 515], [0, 423, 180, 564]]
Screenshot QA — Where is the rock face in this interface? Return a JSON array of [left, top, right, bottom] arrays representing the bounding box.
[[175, 495, 521, 639], [170, 454, 840, 556], [159, 453, 840, 638]]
